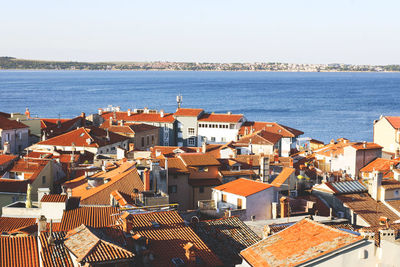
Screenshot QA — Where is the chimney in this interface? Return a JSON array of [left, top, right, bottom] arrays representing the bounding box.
[[98, 108, 103, 115], [144, 107, 149, 114], [81, 113, 86, 127], [109, 116, 113, 126], [48, 219, 55, 246], [370, 170, 383, 201], [202, 140, 207, 153], [143, 168, 151, 191], [330, 139, 335, 144], [121, 212, 133, 233], [363, 141, 367, 149], [38, 215, 47, 233], [120, 120, 124, 126], [160, 109, 164, 118], [396, 148, 400, 159], [280, 196, 290, 218], [394, 170, 400, 182], [227, 111, 232, 115], [67, 188, 72, 198], [106, 129, 110, 141], [129, 143, 135, 151], [25, 108, 31, 118], [57, 120, 61, 128], [183, 242, 196, 262], [127, 109, 131, 116]]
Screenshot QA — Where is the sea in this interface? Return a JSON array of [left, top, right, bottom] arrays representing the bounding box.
[[1, 70, 400, 143]]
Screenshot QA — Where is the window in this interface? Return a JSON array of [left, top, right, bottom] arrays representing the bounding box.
[[232, 165, 240, 171], [211, 137, 216, 142], [188, 137, 195, 146], [141, 137, 145, 147], [199, 167, 208, 172], [222, 194, 227, 202], [199, 186, 204, 193], [19, 132, 22, 140], [42, 176, 46, 184], [151, 135, 155, 144], [230, 124, 235, 129], [188, 128, 195, 136], [5, 133, 9, 142], [221, 137, 226, 142], [146, 136, 150, 145], [237, 198, 242, 209], [168, 185, 177, 194], [395, 190, 400, 197]]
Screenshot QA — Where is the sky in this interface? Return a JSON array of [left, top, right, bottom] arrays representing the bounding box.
[[0, 0, 399, 65]]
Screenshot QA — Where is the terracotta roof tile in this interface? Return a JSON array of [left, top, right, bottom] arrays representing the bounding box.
[[41, 116, 84, 138], [0, 179, 29, 193], [64, 224, 134, 264], [60, 206, 119, 231], [0, 236, 40, 267], [0, 217, 37, 233], [271, 167, 295, 187], [39, 232, 74, 267], [151, 146, 197, 158], [101, 111, 175, 123], [336, 193, 400, 226], [194, 217, 261, 266], [385, 116, 400, 129], [240, 219, 363, 267], [159, 158, 189, 173], [0, 116, 29, 130], [198, 113, 243, 123], [41, 194, 68, 203], [126, 210, 222, 266], [360, 158, 400, 173], [174, 108, 204, 117], [237, 130, 282, 146], [381, 179, 400, 190], [213, 178, 272, 197], [0, 154, 18, 166], [37, 126, 129, 148], [178, 153, 220, 166], [70, 163, 143, 205], [239, 121, 303, 138]]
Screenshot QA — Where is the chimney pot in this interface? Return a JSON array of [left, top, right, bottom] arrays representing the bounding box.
[[143, 168, 151, 191]]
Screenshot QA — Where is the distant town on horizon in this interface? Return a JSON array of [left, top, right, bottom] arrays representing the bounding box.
[[1, 56, 400, 72]]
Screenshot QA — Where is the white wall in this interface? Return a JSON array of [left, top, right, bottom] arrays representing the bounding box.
[[198, 127, 239, 144]]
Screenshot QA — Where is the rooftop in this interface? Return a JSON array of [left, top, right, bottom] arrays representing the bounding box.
[[41, 194, 68, 203], [336, 193, 400, 226], [213, 178, 272, 197], [385, 116, 400, 129], [270, 167, 295, 187], [174, 108, 204, 117], [0, 116, 28, 130], [101, 110, 175, 123], [239, 121, 303, 138], [178, 153, 220, 167], [0, 236, 39, 267], [360, 158, 400, 173], [240, 219, 363, 267], [37, 126, 129, 148], [198, 113, 243, 123]]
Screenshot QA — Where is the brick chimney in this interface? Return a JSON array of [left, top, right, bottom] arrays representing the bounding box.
[[143, 168, 151, 191], [121, 212, 133, 233], [81, 112, 86, 127], [184, 242, 196, 262], [38, 215, 47, 233], [280, 196, 290, 218]]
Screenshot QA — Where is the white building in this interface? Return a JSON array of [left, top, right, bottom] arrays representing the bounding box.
[[197, 113, 246, 144], [0, 116, 29, 154], [212, 178, 277, 221]]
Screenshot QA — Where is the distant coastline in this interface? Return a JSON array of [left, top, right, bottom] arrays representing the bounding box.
[[1, 56, 399, 72]]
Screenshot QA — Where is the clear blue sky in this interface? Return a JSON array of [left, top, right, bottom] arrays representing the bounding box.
[[1, 0, 399, 64]]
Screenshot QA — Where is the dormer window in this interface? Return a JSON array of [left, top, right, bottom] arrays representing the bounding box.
[[198, 167, 208, 172]]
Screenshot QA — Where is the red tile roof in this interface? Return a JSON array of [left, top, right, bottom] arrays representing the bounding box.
[[271, 167, 295, 187], [178, 153, 220, 166], [0, 217, 37, 233], [239, 121, 303, 138], [385, 116, 400, 129], [64, 224, 134, 264], [0, 116, 29, 130], [0, 236, 40, 267], [39, 232, 74, 267], [240, 219, 363, 267], [41, 194, 68, 202], [351, 142, 382, 150], [381, 179, 400, 190], [41, 116, 84, 138], [151, 146, 197, 158], [101, 111, 175, 123], [159, 158, 189, 173], [360, 158, 400, 173], [213, 178, 272, 197], [0, 179, 29, 193], [37, 126, 128, 148], [198, 113, 243, 123], [126, 210, 222, 266], [237, 129, 282, 146], [336, 193, 400, 226], [60, 206, 119, 231], [174, 108, 204, 117], [0, 154, 18, 166], [70, 162, 143, 205]]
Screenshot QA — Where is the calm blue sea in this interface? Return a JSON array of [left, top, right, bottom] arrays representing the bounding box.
[[1, 70, 400, 143]]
